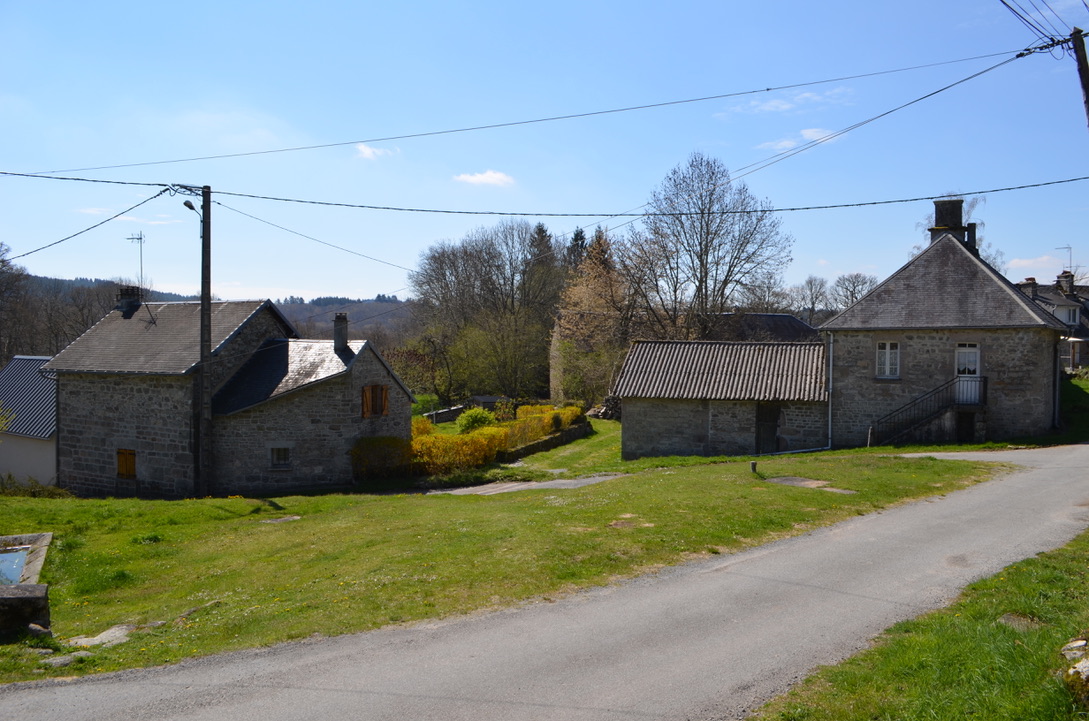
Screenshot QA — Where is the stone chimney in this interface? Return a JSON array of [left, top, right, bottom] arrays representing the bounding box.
[[333, 313, 348, 352], [115, 285, 142, 318], [928, 199, 979, 255], [1022, 277, 1038, 298], [1058, 271, 1076, 295]]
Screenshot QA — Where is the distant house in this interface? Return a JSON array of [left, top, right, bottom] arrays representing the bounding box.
[[0, 356, 56, 485], [613, 341, 827, 459], [706, 313, 820, 342], [614, 199, 1067, 457], [1017, 271, 1089, 369], [43, 289, 413, 498]]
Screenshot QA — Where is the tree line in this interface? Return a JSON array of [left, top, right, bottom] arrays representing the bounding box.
[[1, 151, 916, 406]]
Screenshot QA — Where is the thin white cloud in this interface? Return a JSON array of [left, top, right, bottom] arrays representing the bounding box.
[[356, 143, 393, 160], [454, 170, 515, 186], [800, 128, 837, 142], [757, 139, 798, 151], [1009, 255, 1064, 275], [727, 87, 853, 115]]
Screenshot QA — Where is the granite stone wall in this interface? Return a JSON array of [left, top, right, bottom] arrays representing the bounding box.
[[828, 328, 1057, 447], [56, 373, 196, 497], [621, 398, 828, 459], [213, 347, 412, 495]]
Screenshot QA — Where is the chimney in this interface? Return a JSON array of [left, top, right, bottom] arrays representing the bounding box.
[[929, 199, 965, 245], [1058, 271, 1075, 295], [1022, 277, 1038, 297], [333, 313, 348, 352], [115, 285, 142, 318]]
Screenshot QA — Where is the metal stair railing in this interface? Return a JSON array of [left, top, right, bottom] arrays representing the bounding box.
[[867, 376, 987, 446]]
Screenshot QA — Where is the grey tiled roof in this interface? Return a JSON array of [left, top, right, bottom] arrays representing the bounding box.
[[214, 339, 363, 414], [707, 313, 819, 342], [613, 341, 826, 402], [822, 235, 1066, 331], [43, 300, 297, 375], [0, 356, 56, 439], [214, 340, 414, 415]]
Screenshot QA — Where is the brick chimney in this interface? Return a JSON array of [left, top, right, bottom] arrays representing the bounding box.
[[333, 313, 348, 352]]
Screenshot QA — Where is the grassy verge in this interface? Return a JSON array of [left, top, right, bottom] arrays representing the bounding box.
[[0, 446, 990, 683], [752, 532, 1089, 720]]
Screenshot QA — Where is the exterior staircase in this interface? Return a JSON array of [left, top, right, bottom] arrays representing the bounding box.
[[867, 376, 987, 446]]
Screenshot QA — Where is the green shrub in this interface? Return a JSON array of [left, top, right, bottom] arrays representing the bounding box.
[[0, 474, 72, 498], [457, 407, 496, 434]]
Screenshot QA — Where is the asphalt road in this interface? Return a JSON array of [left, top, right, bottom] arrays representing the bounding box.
[[3, 444, 1089, 720]]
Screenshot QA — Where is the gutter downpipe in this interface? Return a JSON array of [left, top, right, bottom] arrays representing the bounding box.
[[826, 331, 834, 449]]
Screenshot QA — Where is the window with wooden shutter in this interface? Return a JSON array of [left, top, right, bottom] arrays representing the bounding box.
[[117, 449, 136, 479], [361, 385, 389, 418]]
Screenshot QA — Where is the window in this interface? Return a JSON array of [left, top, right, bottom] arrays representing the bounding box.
[[876, 341, 899, 378], [361, 385, 389, 418], [270, 447, 291, 469], [1063, 307, 1079, 324], [117, 449, 136, 479]]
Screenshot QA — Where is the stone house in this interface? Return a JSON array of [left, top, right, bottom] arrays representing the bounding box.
[[613, 341, 827, 459], [0, 356, 56, 485], [1017, 271, 1089, 369], [614, 199, 1067, 457], [43, 292, 412, 497], [822, 199, 1065, 447]]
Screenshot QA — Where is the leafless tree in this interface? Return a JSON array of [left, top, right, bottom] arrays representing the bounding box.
[[913, 195, 1007, 274], [619, 152, 793, 340], [830, 272, 879, 310], [789, 275, 831, 325]]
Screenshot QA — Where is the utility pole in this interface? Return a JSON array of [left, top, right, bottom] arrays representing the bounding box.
[[181, 185, 213, 497], [127, 231, 145, 291], [198, 185, 212, 497], [1074, 28, 1089, 131]]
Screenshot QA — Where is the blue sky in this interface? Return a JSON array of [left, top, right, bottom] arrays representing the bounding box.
[[3, 0, 1088, 302]]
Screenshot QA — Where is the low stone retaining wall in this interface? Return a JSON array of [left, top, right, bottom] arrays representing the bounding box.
[[496, 421, 592, 463]]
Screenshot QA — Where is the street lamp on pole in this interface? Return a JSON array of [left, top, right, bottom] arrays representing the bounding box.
[[182, 187, 213, 496]]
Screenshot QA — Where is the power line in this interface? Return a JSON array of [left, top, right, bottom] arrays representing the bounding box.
[[9, 189, 171, 261], [30, 50, 1027, 175]]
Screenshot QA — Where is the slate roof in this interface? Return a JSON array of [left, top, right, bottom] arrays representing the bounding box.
[[214, 339, 414, 415], [1018, 278, 1089, 341], [0, 356, 56, 439], [613, 341, 826, 402], [821, 234, 1066, 332], [707, 313, 819, 342], [43, 300, 297, 375]]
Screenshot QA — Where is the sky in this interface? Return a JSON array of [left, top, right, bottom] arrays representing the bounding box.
[[3, 0, 1089, 306]]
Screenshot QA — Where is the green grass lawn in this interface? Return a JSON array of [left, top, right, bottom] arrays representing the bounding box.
[[1, 425, 992, 683], [4, 381, 1089, 717]]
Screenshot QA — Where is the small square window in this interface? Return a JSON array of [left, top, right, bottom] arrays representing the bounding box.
[[270, 447, 291, 469], [361, 385, 389, 418]]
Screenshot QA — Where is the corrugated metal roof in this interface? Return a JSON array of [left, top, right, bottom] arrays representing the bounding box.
[[43, 300, 297, 375], [0, 356, 56, 439], [613, 341, 826, 402]]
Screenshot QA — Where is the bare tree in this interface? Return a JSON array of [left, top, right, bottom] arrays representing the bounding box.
[[789, 275, 831, 325], [830, 272, 879, 310], [735, 270, 791, 314], [410, 219, 564, 399], [913, 195, 1007, 274], [619, 152, 793, 340]]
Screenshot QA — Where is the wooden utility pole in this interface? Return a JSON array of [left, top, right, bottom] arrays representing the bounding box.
[[1074, 28, 1089, 131]]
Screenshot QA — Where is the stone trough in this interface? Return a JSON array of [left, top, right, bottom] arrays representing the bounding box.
[[0, 533, 53, 639]]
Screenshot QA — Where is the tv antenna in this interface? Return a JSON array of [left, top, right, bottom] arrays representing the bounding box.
[[128, 232, 146, 290], [1057, 245, 1073, 271]]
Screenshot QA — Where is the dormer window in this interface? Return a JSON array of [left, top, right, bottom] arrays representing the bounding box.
[[1063, 307, 1080, 325]]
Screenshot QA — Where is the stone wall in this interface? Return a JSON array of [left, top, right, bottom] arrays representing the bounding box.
[[56, 373, 196, 497], [828, 328, 1057, 447], [213, 346, 412, 495], [207, 307, 291, 392], [622, 398, 828, 459]]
